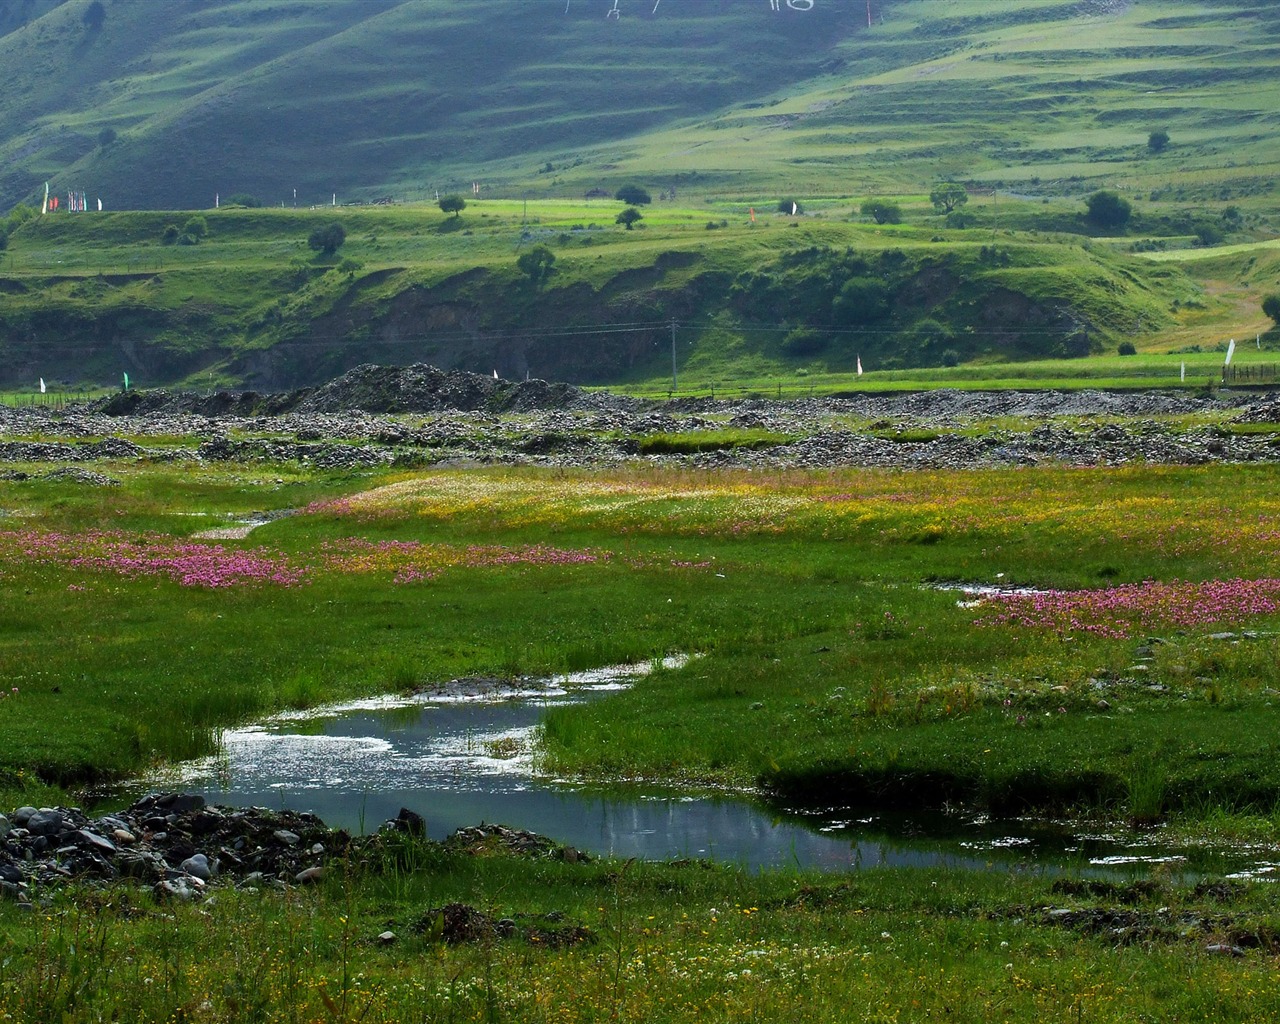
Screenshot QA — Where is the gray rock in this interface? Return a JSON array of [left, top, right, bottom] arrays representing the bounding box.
[[0, 814, 9, 838], [377, 931, 397, 945], [72, 830, 117, 856], [180, 853, 213, 881], [273, 830, 300, 846], [12, 807, 37, 828], [295, 866, 324, 885], [25, 810, 65, 837]]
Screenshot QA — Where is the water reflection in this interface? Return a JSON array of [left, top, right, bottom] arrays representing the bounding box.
[[155, 660, 1264, 876]]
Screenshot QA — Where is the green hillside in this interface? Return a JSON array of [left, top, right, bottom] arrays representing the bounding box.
[[1, 1, 1279, 211], [1, 0, 1278, 390]]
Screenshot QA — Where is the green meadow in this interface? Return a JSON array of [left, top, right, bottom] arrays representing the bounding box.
[[4, 451, 1280, 1020]]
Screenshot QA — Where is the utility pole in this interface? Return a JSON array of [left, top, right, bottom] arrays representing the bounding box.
[[670, 319, 678, 392]]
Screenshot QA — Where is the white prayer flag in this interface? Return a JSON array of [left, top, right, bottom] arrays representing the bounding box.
[[39, 378, 46, 393], [1225, 339, 1236, 366], [857, 356, 864, 376]]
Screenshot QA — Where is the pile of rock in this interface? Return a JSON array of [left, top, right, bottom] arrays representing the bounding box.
[[0, 793, 341, 904]]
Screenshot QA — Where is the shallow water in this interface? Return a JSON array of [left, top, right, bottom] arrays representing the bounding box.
[[157, 659, 1273, 877]]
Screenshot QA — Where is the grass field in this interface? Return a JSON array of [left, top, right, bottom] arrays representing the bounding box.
[[5, 448, 1280, 1020]]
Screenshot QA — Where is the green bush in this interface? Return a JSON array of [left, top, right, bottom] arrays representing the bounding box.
[[861, 199, 902, 225], [615, 184, 651, 206], [1118, 341, 1137, 356], [1263, 294, 1280, 325]]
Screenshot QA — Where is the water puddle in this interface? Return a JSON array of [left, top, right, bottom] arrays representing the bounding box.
[[155, 657, 1272, 877]]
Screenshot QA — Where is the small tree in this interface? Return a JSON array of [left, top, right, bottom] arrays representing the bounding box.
[[1085, 190, 1132, 230], [615, 206, 643, 230], [1118, 341, 1137, 356], [777, 199, 804, 216], [438, 194, 466, 218], [182, 216, 208, 240], [1147, 129, 1170, 153], [929, 182, 968, 214], [860, 199, 902, 225], [516, 245, 556, 287], [97, 127, 117, 148], [1263, 294, 1280, 325], [614, 185, 651, 206], [308, 222, 346, 256]]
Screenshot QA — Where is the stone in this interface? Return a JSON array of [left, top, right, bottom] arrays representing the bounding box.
[[377, 931, 397, 945], [112, 829, 137, 846], [11, 807, 37, 828], [72, 830, 117, 856], [25, 810, 66, 837], [295, 866, 324, 885], [273, 830, 300, 846], [393, 808, 427, 836], [180, 854, 213, 881], [0, 814, 9, 838]]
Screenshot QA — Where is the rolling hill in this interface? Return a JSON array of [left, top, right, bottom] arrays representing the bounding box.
[[0, 1, 1277, 211]]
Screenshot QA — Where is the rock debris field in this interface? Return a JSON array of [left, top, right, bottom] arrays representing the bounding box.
[[2, 364, 1280, 474]]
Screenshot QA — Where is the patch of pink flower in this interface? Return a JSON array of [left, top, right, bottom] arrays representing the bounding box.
[[2, 528, 307, 589], [975, 578, 1280, 639]]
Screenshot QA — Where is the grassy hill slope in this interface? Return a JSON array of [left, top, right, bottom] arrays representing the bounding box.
[[1, 2, 1278, 213]]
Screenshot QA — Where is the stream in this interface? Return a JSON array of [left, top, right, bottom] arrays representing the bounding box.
[[157, 659, 1278, 878]]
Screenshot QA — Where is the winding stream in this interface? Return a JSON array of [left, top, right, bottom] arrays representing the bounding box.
[[157, 659, 1276, 878]]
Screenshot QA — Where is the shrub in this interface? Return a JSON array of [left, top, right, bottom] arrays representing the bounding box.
[[941, 348, 960, 367], [929, 182, 968, 213], [161, 224, 180, 245], [778, 199, 804, 215], [438, 195, 466, 218], [833, 276, 891, 324], [1118, 341, 1137, 356], [182, 216, 208, 239], [860, 200, 902, 225], [1263, 294, 1280, 325], [945, 210, 976, 229], [97, 127, 117, 148], [1147, 129, 1170, 153], [614, 185, 651, 206], [308, 222, 346, 256], [615, 207, 643, 230], [516, 245, 556, 286], [1085, 190, 1132, 230]]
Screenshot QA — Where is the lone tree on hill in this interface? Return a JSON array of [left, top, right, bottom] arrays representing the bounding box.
[[438, 194, 467, 218], [861, 199, 902, 225], [1148, 129, 1170, 153], [516, 245, 556, 288], [1263, 294, 1280, 325], [929, 182, 968, 214], [1085, 190, 1132, 231], [97, 127, 117, 148], [308, 222, 346, 257], [616, 206, 643, 230], [614, 184, 651, 206]]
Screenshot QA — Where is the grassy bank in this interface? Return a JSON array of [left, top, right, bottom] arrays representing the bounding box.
[[5, 850, 1280, 1023]]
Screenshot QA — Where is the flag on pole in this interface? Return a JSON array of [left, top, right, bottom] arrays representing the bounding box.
[[1225, 339, 1236, 366], [749, 207, 755, 223], [493, 369, 499, 380], [791, 202, 798, 216], [857, 356, 864, 376], [42, 182, 49, 215], [1180, 362, 1186, 382], [39, 378, 46, 394], [122, 371, 130, 390], [97, 198, 102, 211]]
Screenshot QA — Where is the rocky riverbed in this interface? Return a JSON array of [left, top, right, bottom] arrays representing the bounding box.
[[2, 364, 1279, 472]]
